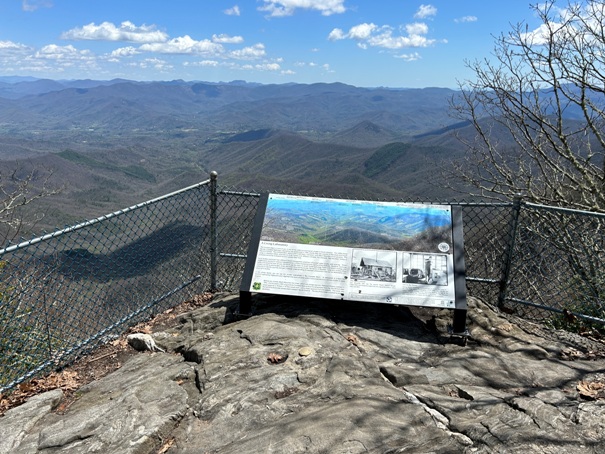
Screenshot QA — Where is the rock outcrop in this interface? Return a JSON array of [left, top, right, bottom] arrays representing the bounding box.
[[1, 294, 604, 453]]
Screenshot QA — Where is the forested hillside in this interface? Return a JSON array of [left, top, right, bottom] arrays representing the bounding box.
[[0, 78, 479, 235]]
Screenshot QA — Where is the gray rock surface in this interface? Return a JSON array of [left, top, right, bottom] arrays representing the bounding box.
[[1, 353, 195, 454], [127, 332, 166, 352], [1, 294, 604, 453]]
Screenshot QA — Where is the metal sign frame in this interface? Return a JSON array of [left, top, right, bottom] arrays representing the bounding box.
[[240, 193, 467, 333]]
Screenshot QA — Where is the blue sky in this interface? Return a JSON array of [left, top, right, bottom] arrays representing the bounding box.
[[0, 0, 546, 88]]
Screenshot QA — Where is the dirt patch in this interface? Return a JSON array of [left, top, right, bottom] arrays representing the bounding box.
[[0, 292, 214, 416]]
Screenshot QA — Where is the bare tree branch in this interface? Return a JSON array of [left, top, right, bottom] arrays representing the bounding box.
[[450, 0, 605, 211], [0, 164, 62, 246]]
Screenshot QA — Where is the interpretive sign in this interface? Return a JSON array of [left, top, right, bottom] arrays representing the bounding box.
[[240, 193, 467, 330]]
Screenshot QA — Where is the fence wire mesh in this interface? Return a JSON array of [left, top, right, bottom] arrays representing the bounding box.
[[453, 202, 515, 305], [213, 190, 261, 291], [504, 203, 605, 328], [0, 180, 213, 393], [2, 177, 605, 394]]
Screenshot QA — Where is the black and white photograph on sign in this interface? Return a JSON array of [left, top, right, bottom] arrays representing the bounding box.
[[350, 249, 397, 282], [402, 253, 449, 286], [259, 194, 453, 253]]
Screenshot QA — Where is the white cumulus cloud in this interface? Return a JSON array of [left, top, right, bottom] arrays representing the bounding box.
[[212, 34, 244, 44], [328, 28, 346, 41], [22, 0, 53, 12], [255, 62, 281, 71], [395, 52, 421, 61], [406, 22, 428, 35], [328, 21, 437, 50], [454, 16, 477, 23], [230, 43, 266, 59], [35, 44, 91, 60], [139, 36, 224, 55], [110, 46, 139, 57], [414, 4, 437, 19], [259, 0, 346, 17], [224, 5, 241, 16], [520, 22, 564, 45], [29, 44, 98, 72], [61, 21, 168, 43], [0, 40, 31, 52], [137, 57, 173, 71], [348, 23, 377, 40], [519, 3, 598, 47]]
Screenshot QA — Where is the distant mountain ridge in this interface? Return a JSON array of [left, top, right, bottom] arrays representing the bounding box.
[[0, 78, 457, 137]]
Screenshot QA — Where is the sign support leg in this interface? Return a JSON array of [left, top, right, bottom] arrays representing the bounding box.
[[239, 291, 252, 317], [448, 308, 469, 345], [452, 308, 467, 333]]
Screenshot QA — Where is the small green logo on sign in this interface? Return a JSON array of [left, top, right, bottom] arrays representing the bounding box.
[[252, 282, 262, 291]]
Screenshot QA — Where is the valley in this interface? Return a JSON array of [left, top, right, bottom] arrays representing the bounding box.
[[0, 77, 472, 239]]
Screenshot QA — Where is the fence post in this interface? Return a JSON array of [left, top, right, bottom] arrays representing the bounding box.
[[498, 194, 523, 308], [210, 171, 218, 290]]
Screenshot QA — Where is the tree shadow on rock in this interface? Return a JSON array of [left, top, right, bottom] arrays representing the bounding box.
[[46, 222, 205, 282], [212, 293, 450, 346]]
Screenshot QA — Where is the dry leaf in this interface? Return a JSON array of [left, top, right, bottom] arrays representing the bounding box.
[[18, 382, 35, 393], [496, 323, 514, 332], [561, 348, 583, 361], [267, 352, 285, 364], [157, 438, 175, 454], [137, 325, 153, 334], [577, 380, 605, 400], [346, 333, 359, 346]]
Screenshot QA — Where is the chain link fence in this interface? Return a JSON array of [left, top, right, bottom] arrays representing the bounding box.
[[1, 174, 604, 393], [502, 201, 605, 328], [0, 179, 214, 393]]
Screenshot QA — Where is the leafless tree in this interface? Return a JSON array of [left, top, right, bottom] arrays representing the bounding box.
[[449, 1, 605, 328], [0, 165, 62, 246], [451, 0, 605, 211]]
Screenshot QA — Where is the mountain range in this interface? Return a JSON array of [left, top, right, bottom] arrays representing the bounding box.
[[0, 77, 487, 235]]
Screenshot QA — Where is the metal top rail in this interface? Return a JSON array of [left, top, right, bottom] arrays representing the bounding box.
[[0, 178, 212, 257], [524, 201, 605, 219]]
